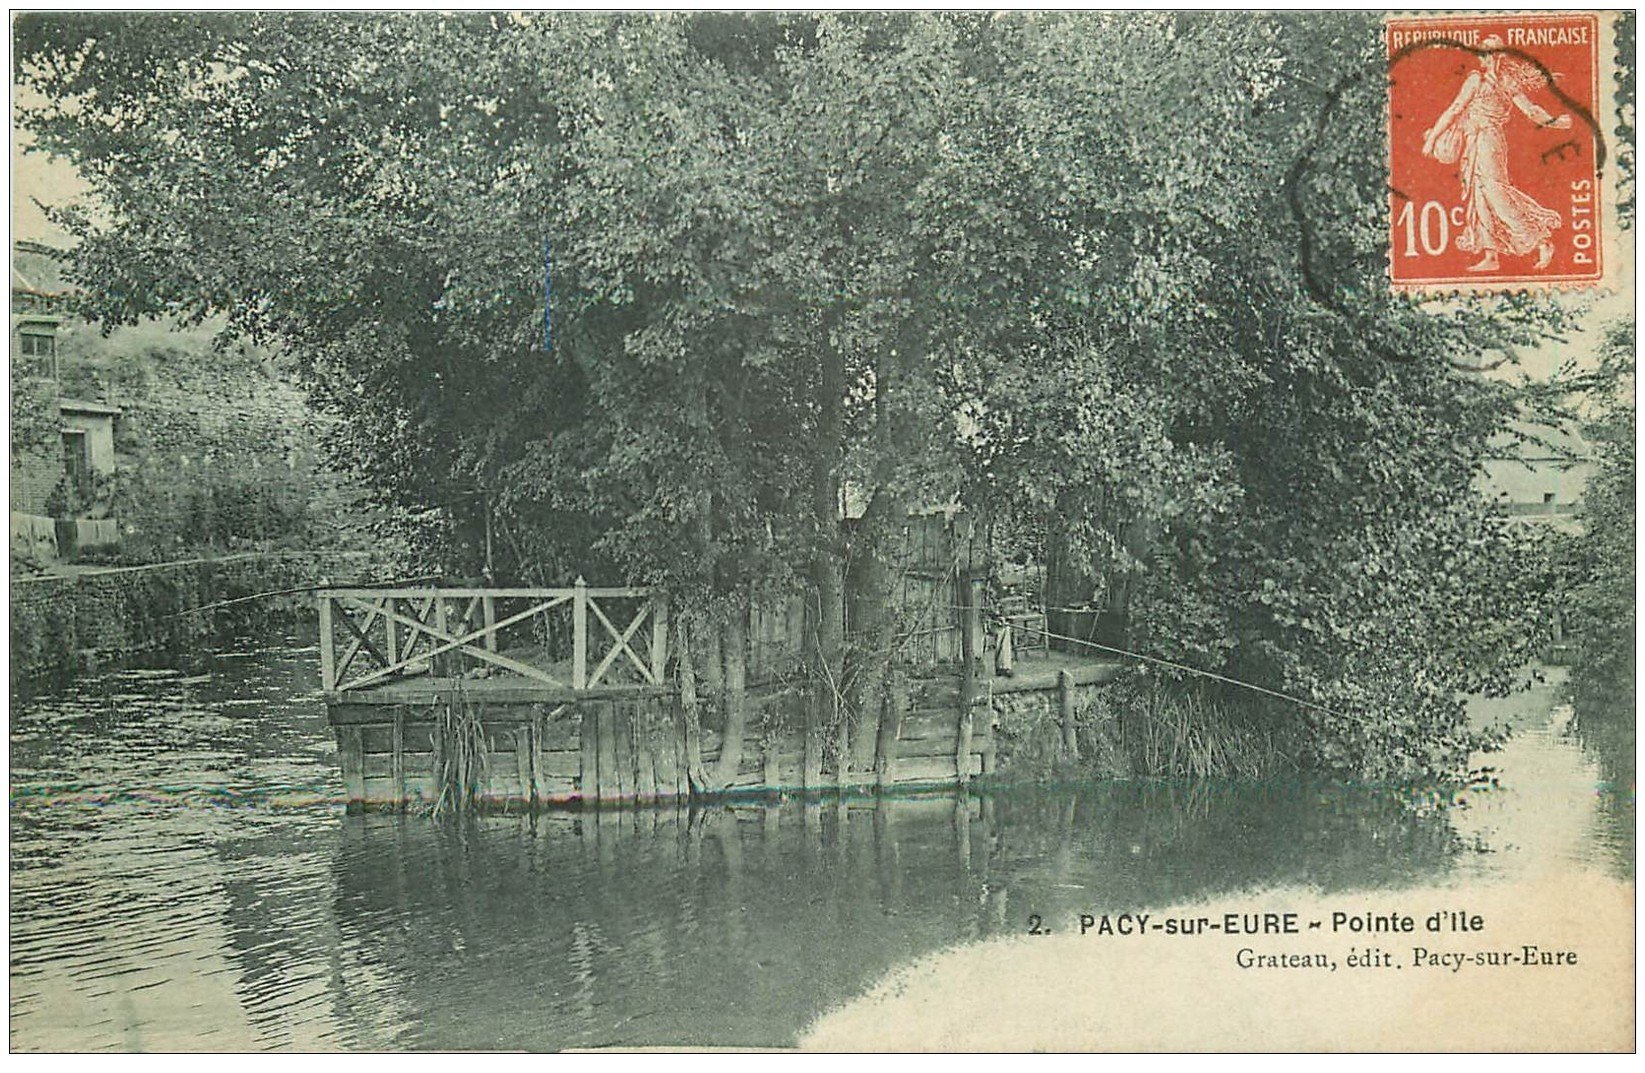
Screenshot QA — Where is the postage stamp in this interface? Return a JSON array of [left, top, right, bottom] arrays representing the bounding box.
[[1387, 12, 1605, 290]]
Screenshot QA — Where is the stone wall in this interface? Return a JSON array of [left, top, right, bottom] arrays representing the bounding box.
[[10, 444, 61, 517], [10, 549, 383, 684]]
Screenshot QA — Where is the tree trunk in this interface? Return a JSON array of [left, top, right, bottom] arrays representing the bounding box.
[[956, 569, 977, 785], [845, 490, 903, 787], [875, 665, 907, 790], [712, 589, 750, 791], [701, 613, 724, 695], [676, 612, 712, 795], [1045, 488, 1100, 654], [808, 332, 846, 790], [845, 325, 919, 790], [810, 560, 843, 789]]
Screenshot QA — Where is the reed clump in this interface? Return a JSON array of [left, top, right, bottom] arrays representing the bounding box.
[[1114, 676, 1293, 780], [431, 687, 489, 816]]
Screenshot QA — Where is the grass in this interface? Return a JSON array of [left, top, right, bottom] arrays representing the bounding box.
[[431, 684, 489, 816], [1112, 677, 1292, 780]]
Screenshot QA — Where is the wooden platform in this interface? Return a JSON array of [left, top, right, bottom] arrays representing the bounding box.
[[315, 582, 1123, 810]]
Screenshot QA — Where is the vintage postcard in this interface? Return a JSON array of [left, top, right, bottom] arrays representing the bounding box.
[[8, 9, 1635, 1053]]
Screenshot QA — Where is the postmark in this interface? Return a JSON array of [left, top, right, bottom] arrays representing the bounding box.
[[1387, 12, 1606, 290]]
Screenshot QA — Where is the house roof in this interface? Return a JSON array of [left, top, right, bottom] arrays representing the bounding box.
[[1483, 420, 1591, 463], [59, 398, 122, 416], [11, 240, 69, 300]]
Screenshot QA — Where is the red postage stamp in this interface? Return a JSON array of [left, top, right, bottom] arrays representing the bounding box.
[[1387, 12, 1605, 290]]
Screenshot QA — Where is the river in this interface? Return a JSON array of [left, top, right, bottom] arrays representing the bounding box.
[[8, 637, 1634, 1051]]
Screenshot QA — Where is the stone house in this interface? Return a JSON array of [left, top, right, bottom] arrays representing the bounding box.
[[10, 242, 122, 563]]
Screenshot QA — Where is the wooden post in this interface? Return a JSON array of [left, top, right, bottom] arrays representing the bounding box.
[[433, 595, 451, 677], [482, 595, 498, 653], [652, 697, 680, 799], [762, 732, 780, 792], [876, 667, 906, 791], [634, 702, 657, 804], [579, 705, 598, 802], [650, 597, 668, 684], [962, 573, 982, 670], [383, 597, 399, 667], [339, 725, 366, 807], [614, 703, 636, 801], [573, 576, 589, 690], [803, 720, 823, 793], [596, 702, 618, 804], [532, 705, 548, 806], [392, 707, 407, 810], [956, 572, 977, 785], [318, 596, 336, 692], [1058, 668, 1080, 763], [516, 724, 535, 807]]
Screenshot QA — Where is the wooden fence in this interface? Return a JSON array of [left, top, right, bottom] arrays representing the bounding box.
[[317, 579, 666, 695]]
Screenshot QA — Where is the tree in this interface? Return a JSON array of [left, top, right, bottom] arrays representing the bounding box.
[[15, 11, 1581, 778], [1565, 322, 1635, 745]]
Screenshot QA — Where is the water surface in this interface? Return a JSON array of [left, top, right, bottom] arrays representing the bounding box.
[[9, 641, 1632, 1051]]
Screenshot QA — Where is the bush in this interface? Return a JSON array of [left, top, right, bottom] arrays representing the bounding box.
[[1565, 323, 1635, 779]]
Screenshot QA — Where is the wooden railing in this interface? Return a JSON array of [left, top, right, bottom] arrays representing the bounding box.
[[317, 579, 667, 695]]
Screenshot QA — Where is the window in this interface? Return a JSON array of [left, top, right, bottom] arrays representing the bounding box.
[[17, 323, 59, 379]]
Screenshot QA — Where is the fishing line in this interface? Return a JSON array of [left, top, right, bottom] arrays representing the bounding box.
[[992, 614, 1355, 723], [161, 574, 441, 620]]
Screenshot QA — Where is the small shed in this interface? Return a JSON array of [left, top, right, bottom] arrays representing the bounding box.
[[58, 398, 122, 504]]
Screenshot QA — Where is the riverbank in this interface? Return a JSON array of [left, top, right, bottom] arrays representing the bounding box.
[[802, 689, 1636, 1051], [9, 549, 386, 685], [800, 873, 1633, 1051]]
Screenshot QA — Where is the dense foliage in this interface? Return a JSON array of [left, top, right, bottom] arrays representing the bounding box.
[[1565, 323, 1636, 746], [15, 11, 1591, 777]]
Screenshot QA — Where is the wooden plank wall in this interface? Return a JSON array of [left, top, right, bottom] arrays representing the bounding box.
[[348, 702, 584, 809], [332, 680, 995, 810], [740, 510, 989, 686], [747, 592, 808, 684]]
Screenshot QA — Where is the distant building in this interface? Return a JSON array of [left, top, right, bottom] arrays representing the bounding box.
[[10, 242, 122, 563], [1478, 422, 1594, 526], [1478, 421, 1592, 662]]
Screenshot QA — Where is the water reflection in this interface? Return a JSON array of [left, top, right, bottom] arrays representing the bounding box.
[[308, 782, 1463, 1050], [8, 642, 1631, 1051]]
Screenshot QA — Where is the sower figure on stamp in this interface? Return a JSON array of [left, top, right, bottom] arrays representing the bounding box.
[[1421, 35, 1574, 272]]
